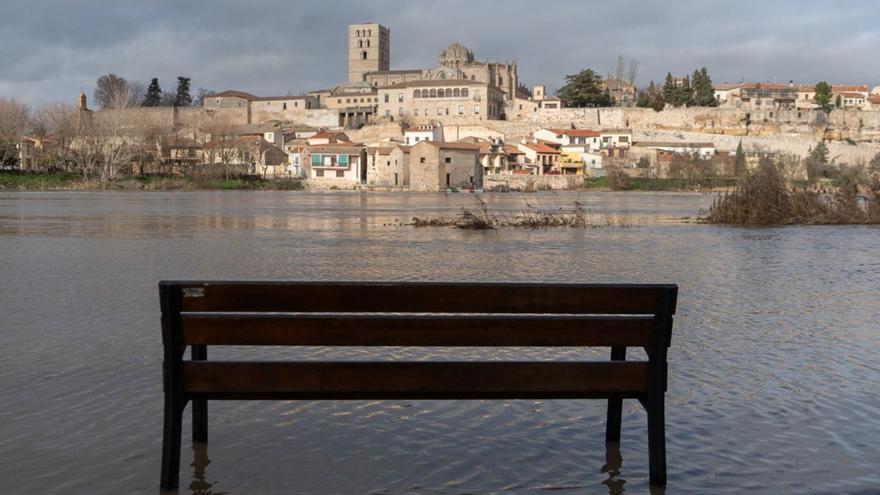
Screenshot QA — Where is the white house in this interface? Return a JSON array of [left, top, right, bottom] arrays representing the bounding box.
[[404, 124, 443, 145], [599, 129, 633, 149], [533, 128, 601, 151]]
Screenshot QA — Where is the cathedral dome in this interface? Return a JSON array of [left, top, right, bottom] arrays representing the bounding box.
[[438, 43, 474, 67]]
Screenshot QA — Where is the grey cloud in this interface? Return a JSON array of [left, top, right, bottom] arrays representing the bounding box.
[[1, 0, 877, 107]]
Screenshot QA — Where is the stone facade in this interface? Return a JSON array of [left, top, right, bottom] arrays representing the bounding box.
[[348, 23, 390, 83], [367, 146, 409, 187], [408, 141, 483, 191], [376, 79, 506, 123]]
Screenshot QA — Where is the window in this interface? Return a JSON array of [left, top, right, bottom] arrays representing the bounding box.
[[420, 157, 426, 163], [336, 170, 344, 178], [445, 89, 452, 97], [362, 51, 367, 60], [356, 29, 360, 37], [311, 154, 322, 166], [387, 160, 391, 166], [421, 89, 429, 98], [316, 169, 324, 177], [339, 155, 348, 166], [366, 40, 370, 48], [346, 99, 351, 103], [282, 103, 287, 110], [461, 88, 469, 97], [394, 173, 398, 186], [414, 109, 419, 116], [474, 104, 480, 114], [413, 90, 420, 99], [453, 88, 460, 97], [445, 157, 451, 163], [384, 94, 389, 103], [445, 108, 449, 115], [620, 136, 629, 143], [358, 40, 363, 48], [398, 93, 403, 102], [458, 104, 464, 114], [446, 173, 451, 186], [437, 108, 442, 115], [385, 109, 390, 117], [429, 89, 437, 98], [337, 99, 342, 104]]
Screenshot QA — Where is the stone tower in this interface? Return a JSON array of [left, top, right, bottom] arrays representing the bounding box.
[[348, 23, 390, 83]]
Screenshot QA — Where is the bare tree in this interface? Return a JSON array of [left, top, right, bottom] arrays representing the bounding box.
[[94, 74, 143, 109], [71, 103, 147, 183], [626, 59, 639, 86], [33, 103, 79, 171], [0, 98, 30, 167]]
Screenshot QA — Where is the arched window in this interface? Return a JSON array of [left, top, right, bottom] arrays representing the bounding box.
[[358, 40, 363, 48], [362, 51, 367, 60], [453, 88, 460, 97], [368, 29, 372, 37], [366, 40, 370, 47], [444, 89, 452, 97], [413, 90, 420, 99], [429, 89, 436, 98], [439, 73, 446, 80], [421, 89, 429, 98], [470, 75, 475, 80], [356, 29, 361, 37], [461, 88, 469, 98]]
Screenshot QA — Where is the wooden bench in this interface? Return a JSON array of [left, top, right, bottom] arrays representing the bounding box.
[[159, 281, 677, 490]]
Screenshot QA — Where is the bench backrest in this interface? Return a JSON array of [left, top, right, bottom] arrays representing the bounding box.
[[160, 281, 677, 400]]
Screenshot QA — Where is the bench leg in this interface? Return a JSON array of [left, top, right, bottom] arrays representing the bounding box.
[[192, 345, 208, 443], [160, 394, 185, 490], [647, 395, 666, 486], [605, 346, 626, 442]]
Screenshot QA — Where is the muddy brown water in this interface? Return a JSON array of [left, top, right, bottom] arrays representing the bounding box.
[[0, 191, 878, 494]]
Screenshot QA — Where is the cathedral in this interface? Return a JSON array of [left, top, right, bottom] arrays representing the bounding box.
[[347, 23, 526, 102]]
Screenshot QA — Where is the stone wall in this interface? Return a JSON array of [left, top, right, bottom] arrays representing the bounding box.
[[483, 174, 582, 191]]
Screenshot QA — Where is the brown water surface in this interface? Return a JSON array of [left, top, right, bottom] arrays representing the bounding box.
[[0, 191, 878, 494]]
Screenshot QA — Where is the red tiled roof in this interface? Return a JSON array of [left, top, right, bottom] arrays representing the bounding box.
[[503, 144, 524, 155], [838, 92, 865, 98], [521, 142, 560, 154], [867, 95, 880, 104], [311, 131, 350, 140]]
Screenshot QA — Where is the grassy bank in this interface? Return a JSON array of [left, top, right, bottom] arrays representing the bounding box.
[[0, 171, 305, 191], [582, 176, 738, 191]]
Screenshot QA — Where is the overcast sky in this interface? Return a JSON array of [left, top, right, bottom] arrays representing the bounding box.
[[1, 0, 878, 107]]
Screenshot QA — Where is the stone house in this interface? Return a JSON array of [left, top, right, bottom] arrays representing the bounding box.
[[366, 145, 410, 187], [408, 141, 482, 191]]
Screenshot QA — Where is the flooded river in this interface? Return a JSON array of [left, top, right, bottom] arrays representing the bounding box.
[[0, 191, 878, 494]]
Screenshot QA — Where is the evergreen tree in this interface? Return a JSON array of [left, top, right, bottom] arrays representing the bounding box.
[[556, 69, 612, 107], [692, 67, 717, 107], [143, 78, 162, 106], [810, 141, 829, 164], [734, 140, 747, 176], [662, 73, 677, 105], [175, 76, 192, 107], [647, 81, 665, 111], [636, 89, 650, 108], [813, 82, 833, 113], [677, 75, 693, 106]]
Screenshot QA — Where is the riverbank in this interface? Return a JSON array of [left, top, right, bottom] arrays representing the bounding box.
[[2, 171, 737, 193], [0, 172, 305, 191]]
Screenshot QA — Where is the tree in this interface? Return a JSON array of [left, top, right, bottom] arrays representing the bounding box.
[[557, 69, 612, 107], [810, 141, 829, 164], [734, 140, 747, 177], [0, 98, 30, 167], [636, 89, 650, 108], [692, 67, 717, 107], [143, 78, 162, 107], [813, 82, 833, 113], [175, 77, 192, 107], [94, 74, 141, 109], [192, 88, 215, 107], [662, 73, 677, 105], [33, 103, 79, 171]]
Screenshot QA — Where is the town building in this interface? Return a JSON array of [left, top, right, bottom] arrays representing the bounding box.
[[376, 79, 505, 122], [305, 143, 367, 183], [404, 124, 443, 145], [600, 78, 637, 107], [366, 145, 410, 187], [348, 23, 391, 84], [408, 141, 483, 191], [517, 141, 560, 174]]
